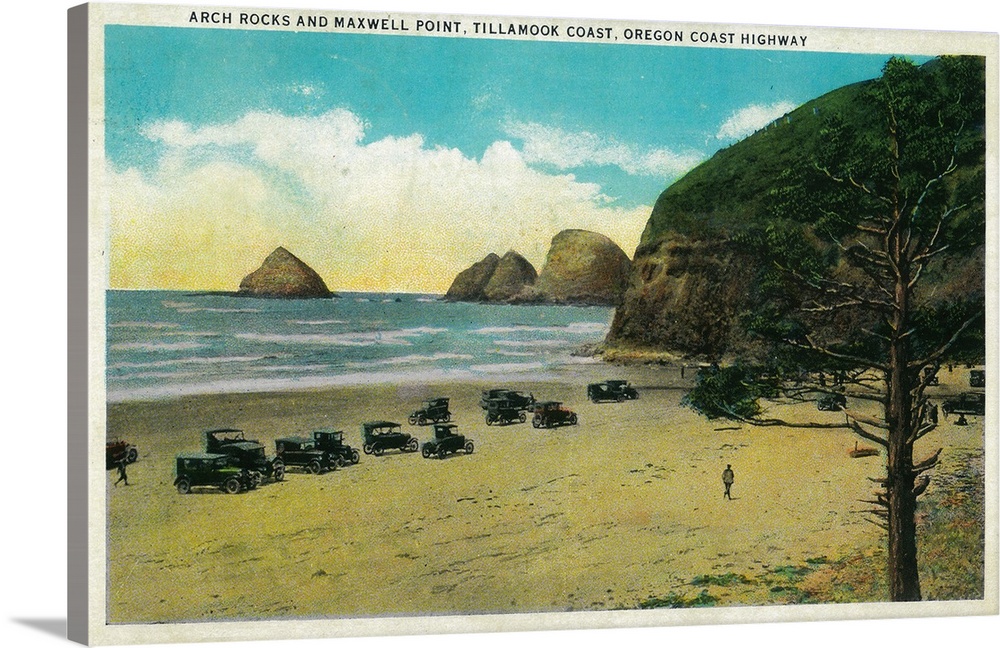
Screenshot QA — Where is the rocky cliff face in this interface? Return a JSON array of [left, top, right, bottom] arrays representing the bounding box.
[[606, 237, 760, 358], [238, 247, 333, 298], [484, 251, 538, 301], [446, 231, 630, 306], [521, 229, 631, 306], [444, 253, 501, 301]]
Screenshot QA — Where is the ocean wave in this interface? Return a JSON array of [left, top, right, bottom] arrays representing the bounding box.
[[107, 368, 480, 402], [235, 327, 442, 347], [492, 339, 568, 348], [107, 355, 284, 370], [472, 322, 608, 336], [176, 307, 261, 314], [490, 350, 538, 358], [109, 321, 181, 330], [346, 353, 474, 368], [469, 362, 547, 373], [289, 319, 349, 326], [109, 341, 209, 352]]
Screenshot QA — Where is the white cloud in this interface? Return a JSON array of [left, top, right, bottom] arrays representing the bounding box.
[[715, 101, 798, 141], [109, 110, 652, 292], [503, 120, 702, 179]]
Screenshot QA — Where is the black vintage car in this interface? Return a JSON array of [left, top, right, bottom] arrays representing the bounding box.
[[817, 393, 847, 411], [479, 389, 536, 410], [408, 397, 451, 425], [531, 401, 578, 428], [421, 423, 474, 459], [970, 369, 986, 388], [274, 437, 335, 474], [312, 429, 361, 466], [942, 392, 986, 417], [106, 437, 139, 469], [361, 421, 419, 455], [174, 453, 257, 494], [205, 428, 285, 482], [587, 380, 639, 403], [484, 398, 528, 425]]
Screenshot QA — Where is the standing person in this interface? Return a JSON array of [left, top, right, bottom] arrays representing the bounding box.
[[722, 464, 734, 500], [115, 458, 129, 486]]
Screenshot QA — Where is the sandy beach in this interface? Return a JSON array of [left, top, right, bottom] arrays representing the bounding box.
[[105, 364, 984, 624]]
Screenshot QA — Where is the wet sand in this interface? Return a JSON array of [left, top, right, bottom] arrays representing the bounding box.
[[105, 365, 984, 623]]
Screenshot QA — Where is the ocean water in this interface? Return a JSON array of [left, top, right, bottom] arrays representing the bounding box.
[[106, 291, 615, 402]]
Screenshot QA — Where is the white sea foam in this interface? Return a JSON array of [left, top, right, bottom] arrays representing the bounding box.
[[109, 321, 181, 329], [492, 339, 567, 348], [289, 319, 349, 326], [346, 353, 474, 368], [472, 322, 608, 336], [469, 362, 547, 373], [108, 355, 283, 370], [109, 341, 209, 352], [236, 328, 444, 347]]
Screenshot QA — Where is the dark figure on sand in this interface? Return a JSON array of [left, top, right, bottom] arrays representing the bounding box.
[[722, 464, 734, 500], [115, 459, 129, 486]]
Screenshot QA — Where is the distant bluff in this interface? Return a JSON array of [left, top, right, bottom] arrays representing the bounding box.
[[238, 247, 334, 298], [445, 230, 630, 306]]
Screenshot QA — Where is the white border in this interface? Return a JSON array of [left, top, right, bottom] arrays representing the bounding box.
[[4, 1, 998, 648]]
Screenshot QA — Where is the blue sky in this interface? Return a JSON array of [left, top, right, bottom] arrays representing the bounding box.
[[104, 25, 923, 291]]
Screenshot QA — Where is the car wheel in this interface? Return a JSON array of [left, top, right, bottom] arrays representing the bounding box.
[[308, 460, 322, 475], [408, 415, 418, 425], [422, 445, 432, 458], [406, 438, 419, 452], [445, 413, 452, 422], [438, 446, 447, 460], [272, 462, 286, 481], [374, 446, 384, 456], [532, 415, 542, 428], [176, 478, 191, 494], [350, 449, 360, 464], [418, 415, 426, 425], [334, 454, 347, 468], [363, 444, 373, 455], [464, 441, 474, 454], [570, 413, 578, 425], [486, 415, 494, 426], [126, 448, 139, 463], [519, 412, 526, 423], [223, 477, 241, 494]]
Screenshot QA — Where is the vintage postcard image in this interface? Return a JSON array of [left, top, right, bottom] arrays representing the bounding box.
[[69, 2, 998, 645]]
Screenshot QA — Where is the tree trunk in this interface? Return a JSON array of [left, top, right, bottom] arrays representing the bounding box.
[[884, 211, 923, 601]]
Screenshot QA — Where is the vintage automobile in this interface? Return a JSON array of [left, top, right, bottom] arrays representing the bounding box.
[[274, 437, 335, 474], [421, 423, 474, 459], [173, 452, 258, 494], [484, 398, 528, 425], [312, 429, 361, 466], [531, 401, 578, 428], [942, 392, 986, 417], [970, 369, 986, 389], [479, 389, 536, 410], [816, 393, 848, 411], [204, 428, 285, 482], [361, 420, 419, 455], [106, 437, 139, 469], [408, 397, 452, 425], [587, 380, 639, 403]]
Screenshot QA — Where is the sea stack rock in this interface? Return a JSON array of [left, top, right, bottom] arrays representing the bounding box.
[[444, 253, 501, 301], [528, 229, 631, 306], [483, 250, 538, 301], [238, 247, 333, 298]]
